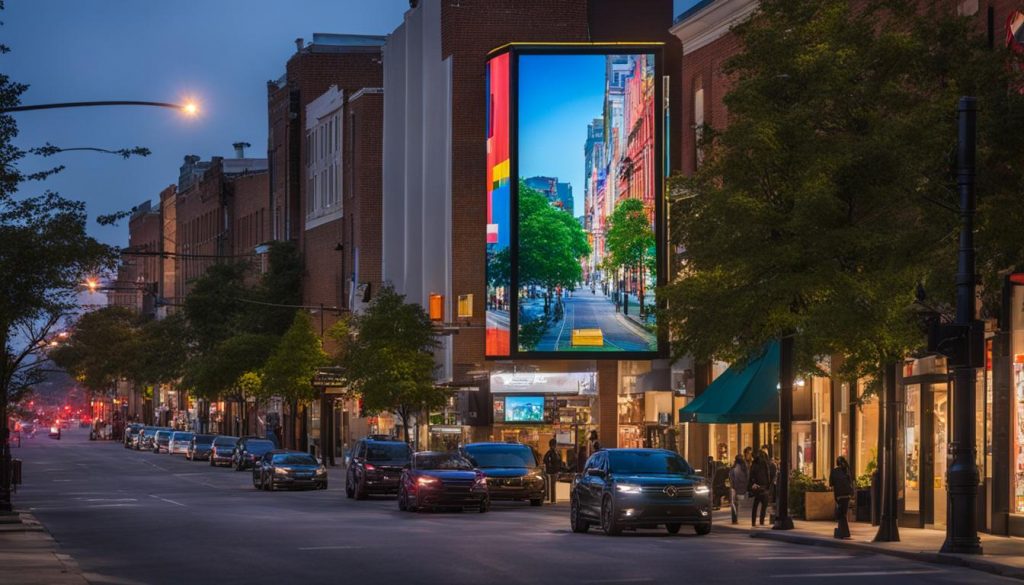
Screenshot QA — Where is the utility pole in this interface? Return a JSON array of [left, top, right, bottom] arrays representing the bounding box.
[[873, 362, 900, 541], [939, 97, 983, 554], [773, 335, 795, 530]]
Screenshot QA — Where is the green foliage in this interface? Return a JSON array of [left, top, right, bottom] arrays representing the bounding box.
[[126, 313, 189, 387], [603, 198, 654, 274], [788, 468, 828, 518], [182, 263, 250, 352], [261, 311, 327, 403], [49, 307, 136, 393], [518, 181, 590, 292], [342, 285, 444, 442], [487, 247, 510, 289], [251, 241, 303, 336], [659, 0, 1024, 379], [182, 333, 278, 401]]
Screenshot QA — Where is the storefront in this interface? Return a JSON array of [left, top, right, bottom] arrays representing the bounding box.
[[899, 356, 949, 528], [489, 371, 597, 467]]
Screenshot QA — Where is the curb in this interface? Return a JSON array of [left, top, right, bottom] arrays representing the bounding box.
[[749, 529, 1024, 581]]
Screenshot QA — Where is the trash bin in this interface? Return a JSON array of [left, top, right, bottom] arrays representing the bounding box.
[[12, 458, 22, 486]]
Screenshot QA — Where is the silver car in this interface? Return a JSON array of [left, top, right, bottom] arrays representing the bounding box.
[[168, 431, 195, 455]]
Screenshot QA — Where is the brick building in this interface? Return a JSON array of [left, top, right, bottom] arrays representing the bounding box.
[[382, 0, 681, 455], [109, 200, 161, 316]]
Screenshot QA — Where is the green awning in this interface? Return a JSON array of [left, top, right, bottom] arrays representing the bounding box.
[[679, 341, 780, 424]]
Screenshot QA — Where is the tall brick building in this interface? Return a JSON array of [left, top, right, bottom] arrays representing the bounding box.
[[109, 200, 161, 316], [382, 0, 681, 455]]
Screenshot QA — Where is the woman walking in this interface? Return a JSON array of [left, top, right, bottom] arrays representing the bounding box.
[[829, 456, 855, 539], [728, 454, 748, 524], [748, 450, 771, 527]]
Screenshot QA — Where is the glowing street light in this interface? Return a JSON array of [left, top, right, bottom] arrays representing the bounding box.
[[85, 278, 99, 293], [1, 99, 202, 116]]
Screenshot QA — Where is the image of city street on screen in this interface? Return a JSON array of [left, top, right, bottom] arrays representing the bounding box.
[[516, 52, 658, 353]]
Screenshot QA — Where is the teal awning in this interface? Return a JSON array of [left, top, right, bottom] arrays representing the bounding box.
[[679, 341, 780, 424]]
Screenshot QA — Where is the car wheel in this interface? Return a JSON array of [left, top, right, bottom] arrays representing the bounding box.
[[253, 473, 261, 489], [570, 495, 590, 533], [406, 490, 418, 513], [479, 498, 489, 513], [601, 495, 622, 536], [354, 477, 367, 500], [320, 480, 328, 490], [694, 523, 711, 536], [529, 498, 544, 507], [268, 476, 277, 492], [345, 476, 354, 499], [398, 486, 407, 511], [665, 523, 682, 535]]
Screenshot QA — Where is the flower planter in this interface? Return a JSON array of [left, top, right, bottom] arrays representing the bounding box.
[[804, 490, 835, 521]]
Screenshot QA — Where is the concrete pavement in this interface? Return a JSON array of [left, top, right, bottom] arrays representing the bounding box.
[[5, 428, 1018, 585]]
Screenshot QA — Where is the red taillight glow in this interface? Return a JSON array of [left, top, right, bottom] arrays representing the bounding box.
[[364, 463, 376, 471]]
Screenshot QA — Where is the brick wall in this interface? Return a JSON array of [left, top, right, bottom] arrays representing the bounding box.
[[349, 91, 384, 305]]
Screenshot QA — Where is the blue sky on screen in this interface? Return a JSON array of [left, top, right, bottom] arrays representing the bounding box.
[[517, 54, 605, 219]]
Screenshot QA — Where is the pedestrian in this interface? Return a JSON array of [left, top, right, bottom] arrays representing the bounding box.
[[829, 455, 855, 539], [704, 456, 716, 481], [728, 454, 748, 524], [588, 430, 601, 455], [543, 438, 562, 504], [743, 446, 753, 470], [748, 450, 771, 527]]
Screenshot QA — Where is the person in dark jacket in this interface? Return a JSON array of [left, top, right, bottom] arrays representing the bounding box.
[[748, 450, 771, 526], [542, 438, 562, 504], [728, 454, 748, 524], [829, 456, 855, 539]]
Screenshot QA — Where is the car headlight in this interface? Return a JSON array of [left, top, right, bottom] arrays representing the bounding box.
[[473, 476, 487, 489], [693, 484, 710, 495], [274, 467, 289, 476], [530, 474, 545, 483], [615, 483, 642, 494], [417, 476, 439, 487]]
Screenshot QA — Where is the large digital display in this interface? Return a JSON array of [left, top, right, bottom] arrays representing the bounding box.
[[503, 395, 545, 423], [486, 45, 665, 359]]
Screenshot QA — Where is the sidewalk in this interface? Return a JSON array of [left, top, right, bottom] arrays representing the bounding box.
[[712, 508, 1024, 580], [0, 511, 89, 585]]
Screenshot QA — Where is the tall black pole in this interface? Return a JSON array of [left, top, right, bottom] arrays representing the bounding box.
[[874, 362, 900, 541], [0, 100, 188, 113], [941, 97, 982, 554], [773, 336, 795, 530]]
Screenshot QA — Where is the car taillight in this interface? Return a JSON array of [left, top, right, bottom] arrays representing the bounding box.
[[364, 463, 376, 471]]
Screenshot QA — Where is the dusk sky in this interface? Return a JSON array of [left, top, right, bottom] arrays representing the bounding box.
[[5, 1, 408, 247], [518, 54, 605, 219]]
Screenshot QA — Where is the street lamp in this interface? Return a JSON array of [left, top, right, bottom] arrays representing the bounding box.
[[1, 100, 200, 116]]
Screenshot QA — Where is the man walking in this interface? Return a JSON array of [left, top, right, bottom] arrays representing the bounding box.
[[829, 456, 854, 539], [543, 438, 562, 504]]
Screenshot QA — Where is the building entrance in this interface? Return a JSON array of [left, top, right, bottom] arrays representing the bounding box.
[[902, 377, 949, 528]]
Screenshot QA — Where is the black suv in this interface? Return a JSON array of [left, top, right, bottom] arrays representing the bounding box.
[[345, 438, 411, 499], [570, 449, 712, 536], [460, 442, 545, 506], [232, 437, 276, 471]]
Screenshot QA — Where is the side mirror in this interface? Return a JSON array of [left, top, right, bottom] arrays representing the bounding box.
[[586, 468, 605, 478]]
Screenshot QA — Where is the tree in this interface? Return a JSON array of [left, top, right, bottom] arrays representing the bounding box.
[[603, 198, 655, 316], [49, 307, 136, 394], [182, 262, 250, 352], [0, 3, 118, 510], [126, 313, 189, 389], [518, 181, 590, 312], [261, 311, 327, 447], [660, 0, 1024, 533], [250, 241, 303, 336], [342, 285, 444, 444]]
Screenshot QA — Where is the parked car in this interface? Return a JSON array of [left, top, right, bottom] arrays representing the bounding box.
[[459, 443, 544, 506], [124, 424, 144, 448], [569, 448, 712, 536], [168, 431, 195, 455], [398, 451, 488, 513], [152, 430, 173, 453], [209, 436, 239, 467], [232, 438, 276, 471], [253, 450, 327, 491], [345, 438, 412, 499], [186, 434, 216, 461]]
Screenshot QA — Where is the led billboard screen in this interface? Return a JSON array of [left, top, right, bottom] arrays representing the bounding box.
[[486, 45, 664, 359]]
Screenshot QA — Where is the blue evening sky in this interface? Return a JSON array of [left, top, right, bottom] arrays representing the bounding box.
[[517, 54, 606, 219], [5, 1, 408, 247]]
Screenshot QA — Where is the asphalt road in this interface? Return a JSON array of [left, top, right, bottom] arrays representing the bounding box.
[[10, 428, 1016, 585], [527, 293, 656, 352]]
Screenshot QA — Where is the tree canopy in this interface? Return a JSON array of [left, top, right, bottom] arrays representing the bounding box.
[[342, 285, 443, 443], [261, 311, 327, 404], [661, 0, 1024, 380], [518, 181, 590, 292]]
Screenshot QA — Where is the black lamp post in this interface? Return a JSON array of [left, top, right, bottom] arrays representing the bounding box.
[[1, 100, 197, 115]]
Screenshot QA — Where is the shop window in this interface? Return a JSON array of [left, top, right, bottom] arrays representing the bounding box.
[[855, 380, 879, 479], [905, 383, 920, 513]]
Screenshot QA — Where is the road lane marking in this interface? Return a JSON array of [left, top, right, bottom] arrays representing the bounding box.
[[148, 495, 186, 507], [52, 479, 73, 482], [757, 555, 850, 560], [770, 570, 946, 578], [80, 498, 137, 502], [297, 545, 363, 550]]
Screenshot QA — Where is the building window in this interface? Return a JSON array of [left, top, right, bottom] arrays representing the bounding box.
[[305, 107, 344, 226]]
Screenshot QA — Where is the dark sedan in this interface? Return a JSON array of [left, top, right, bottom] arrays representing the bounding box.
[[233, 438, 276, 471], [460, 443, 545, 506], [186, 434, 216, 461], [209, 435, 239, 467], [345, 438, 411, 499], [253, 450, 327, 491], [570, 449, 712, 536], [398, 452, 488, 513]]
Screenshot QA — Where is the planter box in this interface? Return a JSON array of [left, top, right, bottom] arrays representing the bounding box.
[[804, 490, 835, 521]]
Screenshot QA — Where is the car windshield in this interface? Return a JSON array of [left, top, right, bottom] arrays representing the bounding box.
[[172, 433, 193, 441], [272, 453, 318, 465], [416, 453, 474, 471], [156, 432, 170, 440], [365, 444, 410, 462], [607, 451, 692, 475], [248, 441, 275, 453], [214, 437, 237, 446], [464, 445, 536, 468], [194, 435, 215, 444]]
